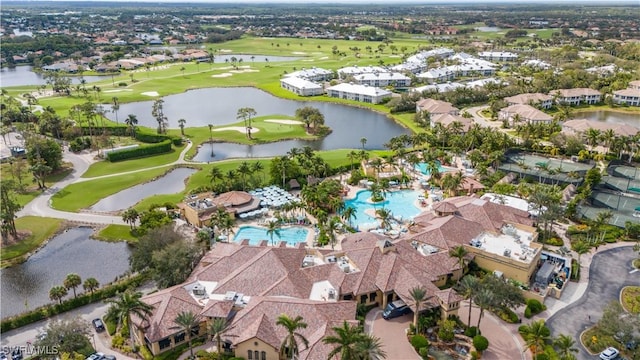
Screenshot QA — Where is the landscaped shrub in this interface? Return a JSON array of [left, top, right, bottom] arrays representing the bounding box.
[[473, 335, 489, 352], [524, 307, 532, 319], [410, 334, 429, 351], [118, 82, 128, 87], [525, 299, 546, 317], [106, 140, 172, 161], [464, 326, 478, 338], [546, 237, 563, 246], [418, 347, 429, 359], [496, 307, 520, 323], [534, 353, 549, 360]]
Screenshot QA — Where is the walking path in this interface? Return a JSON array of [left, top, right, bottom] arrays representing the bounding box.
[[16, 141, 193, 225]]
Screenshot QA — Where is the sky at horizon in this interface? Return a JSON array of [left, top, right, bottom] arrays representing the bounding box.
[[2, 0, 637, 3]]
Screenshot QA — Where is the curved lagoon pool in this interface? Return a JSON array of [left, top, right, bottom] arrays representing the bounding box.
[[343, 190, 423, 229], [234, 225, 309, 246]]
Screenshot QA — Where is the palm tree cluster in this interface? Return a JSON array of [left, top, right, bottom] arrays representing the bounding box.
[[105, 290, 154, 346], [270, 146, 332, 189], [518, 320, 578, 360], [49, 273, 99, 304], [323, 321, 387, 360], [209, 161, 265, 193]]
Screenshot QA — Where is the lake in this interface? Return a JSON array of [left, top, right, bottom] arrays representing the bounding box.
[[576, 110, 640, 127], [0, 66, 107, 87], [0, 227, 131, 319], [108, 87, 410, 161], [89, 167, 197, 212]]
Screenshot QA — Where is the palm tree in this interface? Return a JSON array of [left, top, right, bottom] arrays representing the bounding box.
[[276, 314, 309, 360], [571, 241, 590, 277], [237, 161, 252, 191], [324, 216, 342, 250], [408, 286, 428, 331], [122, 208, 139, 229], [347, 150, 359, 171], [375, 208, 392, 230], [125, 114, 138, 138], [474, 289, 494, 330], [180, 66, 186, 77], [173, 311, 202, 360], [354, 334, 387, 360], [457, 276, 479, 328], [360, 137, 367, 150], [49, 286, 68, 304], [63, 273, 82, 298], [111, 97, 120, 124], [209, 318, 233, 355], [266, 220, 282, 246], [553, 334, 578, 360], [178, 118, 186, 136], [209, 166, 224, 187], [448, 245, 468, 275], [323, 321, 365, 360], [518, 320, 551, 357], [104, 290, 154, 345], [83, 277, 100, 295], [341, 206, 357, 228]]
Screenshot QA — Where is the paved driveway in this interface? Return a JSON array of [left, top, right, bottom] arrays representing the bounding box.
[[366, 308, 420, 360], [546, 246, 640, 360]]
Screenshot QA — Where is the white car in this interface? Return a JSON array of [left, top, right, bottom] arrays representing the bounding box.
[[599, 347, 619, 360]]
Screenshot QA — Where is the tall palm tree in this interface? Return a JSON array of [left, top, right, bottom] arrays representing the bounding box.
[[360, 137, 367, 150], [324, 216, 342, 250], [173, 311, 202, 360], [209, 318, 234, 356], [354, 334, 387, 360], [266, 220, 282, 246], [209, 167, 224, 187], [276, 314, 309, 360], [104, 290, 154, 345], [553, 334, 578, 360], [375, 208, 392, 230], [518, 320, 551, 357], [125, 114, 138, 138], [341, 206, 357, 228], [408, 286, 428, 332], [457, 276, 479, 328], [122, 208, 139, 229], [237, 161, 252, 191], [178, 118, 186, 136], [347, 150, 359, 172], [448, 245, 468, 275], [323, 321, 365, 360], [64, 273, 82, 298], [474, 289, 494, 330], [83, 277, 100, 295]]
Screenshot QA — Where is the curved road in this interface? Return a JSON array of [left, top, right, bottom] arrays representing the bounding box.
[[546, 246, 640, 360], [17, 141, 193, 225]]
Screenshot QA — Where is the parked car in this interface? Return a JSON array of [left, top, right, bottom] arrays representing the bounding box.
[[103, 355, 116, 360], [382, 299, 412, 320], [11, 349, 23, 360], [626, 340, 637, 350], [599, 347, 619, 360], [86, 352, 105, 360], [92, 318, 105, 332], [1, 351, 8, 360]]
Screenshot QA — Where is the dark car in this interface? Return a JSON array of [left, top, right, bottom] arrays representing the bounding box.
[[92, 318, 105, 332], [11, 349, 23, 360], [103, 355, 116, 360], [382, 300, 412, 320]]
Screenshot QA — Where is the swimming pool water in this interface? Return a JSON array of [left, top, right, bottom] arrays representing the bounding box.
[[415, 161, 449, 175], [343, 190, 422, 228], [234, 225, 309, 246]]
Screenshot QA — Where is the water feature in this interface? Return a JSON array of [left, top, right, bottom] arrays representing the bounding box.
[[0, 227, 131, 319], [415, 161, 453, 176], [0, 66, 107, 87], [89, 167, 196, 212], [107, 87, 409, 160], [428, 348, 455, 360], [343, 190, 422, 229], [575, 110, 639, 127], [234, 225, 309, 246]]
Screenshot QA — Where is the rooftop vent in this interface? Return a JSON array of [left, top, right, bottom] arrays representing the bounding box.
[[192, 284, 206, 297]]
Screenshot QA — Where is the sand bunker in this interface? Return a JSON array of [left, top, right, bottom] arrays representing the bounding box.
[[104, 89, 133, 93], [219, 49, 233, 53], [141, 91, 159, 97], [212, 73, 233, 78], [264, 119, 303, 125], [292, 51, 307, 55], [213, 126, 260, 134], [229, 69, 260, 74], [319, 56, 329, 60], [301, 59, 315, 62]]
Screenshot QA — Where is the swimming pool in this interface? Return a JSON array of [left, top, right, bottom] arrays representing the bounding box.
[[343, 190, 422, 229], [234, 225, 309, 246], [415, 161, 452, 175]]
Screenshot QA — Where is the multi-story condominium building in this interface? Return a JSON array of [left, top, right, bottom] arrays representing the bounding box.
[[280, 77, 324, 96], [551, 88, 602, 105], [284, 67, 333, 82], [353, 72, 411, 88], [499, 104, 553, 125], [326, 83, 392, 104], [478, 51, 518, 61], [612, 88, 640, 106], [505, 93, 554, 109]]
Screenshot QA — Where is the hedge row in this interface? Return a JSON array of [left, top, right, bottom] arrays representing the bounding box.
[[79, 126, 182, 146], [0, 274, 146, 333], [107, 140, 172, 162]]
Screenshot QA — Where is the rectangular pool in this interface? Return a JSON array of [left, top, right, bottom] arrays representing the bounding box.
[[234, 225, 309, 246]]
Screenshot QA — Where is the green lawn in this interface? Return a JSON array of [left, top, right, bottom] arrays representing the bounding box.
[[1, 163, 73, 207], [94, 224, 138, 243], [51, 167, 171, 212], [82, 146, 183, 178], [1, 217, 63, 267]]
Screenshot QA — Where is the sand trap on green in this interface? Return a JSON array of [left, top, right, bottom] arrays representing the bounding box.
[[104, 89, 133, 93], [213, 126, 260, 134], [230, 69, 260, 73], [264, 119, 303, 125], [292, 51, 307, 55], [141, 91, 160, 96], [219, 49, 233, 53], [212, 73, 233, 78]]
